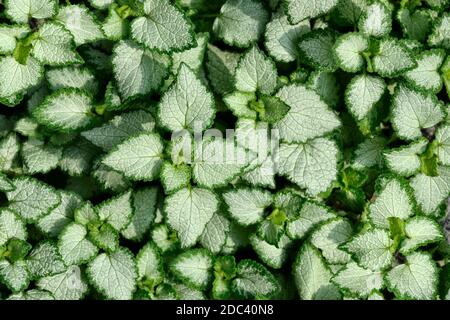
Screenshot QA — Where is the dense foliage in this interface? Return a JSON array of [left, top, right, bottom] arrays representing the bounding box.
[[0, 0, 449, 300]]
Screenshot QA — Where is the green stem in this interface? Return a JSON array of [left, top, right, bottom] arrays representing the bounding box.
[[362, 52, 374, 73]]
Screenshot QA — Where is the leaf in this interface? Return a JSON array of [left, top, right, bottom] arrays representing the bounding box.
[[391, 84, 445, 141], [332, 262, 383, 298], [82, 110, 155, 151], [199, 212, 230, 254], [223, 91, 257, 119], [397, 8, 431, 42], [403, 49, 445, 93], [46, 66, 98, 94], [383, 138, 428, 177], [275, 84, 340, 143], [112, 40, 170, 100], [136, 242, 164, 284], [0, 133, 20, 172], [310, 218, 353, 264], [31, 22, 83, 67], [169, 249, 212, 290], [165, 187, 218, 248], [231, 259, 279, 299], [6, 177, 60, 223], [131, 0, 195, 53], [235, 46, 278, 95], [298, 29, 338, 71], [0, 25, 30, 55], [368, 176, 415, 229], [286, 201, 336, 240], [385, 252, 438, 300], [223, 188, 272, 226], [26, 242, 66, 279], [8, 289, 54, 300], [352, 137, 386, 169], [345, 74, 385, 121], [293, 243, 341, 300], [358, 1, 392, 38], [158, 63, 215, 132], [372, 38, 416, 78], [308, 71, 340, 108], [213, 0, 269, 48], [250, 234, 292, 269], [96, 190, 133, 232], [284, 0, 338, 24], [122, 187, 158, 241], [264, 9, 310, 63], [410, 165, 450, 215], [33, 89, 94, 132], [151, 224, 179, 253], [193, 137, 254, 188], [87, 247, 137, 300], [242, 155, 276, 189], [171, 33, 209, 74], [399, 217, 444, 255], [0, 209, 26, 247], [436, 125, 450, 165], [0, 260, 29, 292], [333, 33, 369, 73], [102, 133, 164, 182], [37, 191, 83, 237], [88, 223, 119, 253], [342, 228, 393, 271], [428, 13, 450, 49], [102, 4, 129, 41], [330, 0, 368, 27], [277, 138, 339, 196], [5, 0, 57, 23], [37, 266, 88, 300], [58, 223, 98, 266], [59, 138, 97, 176], [205, 44, 240, 95], [56, 5, 104, 46], [0, 56, 43, 103]]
